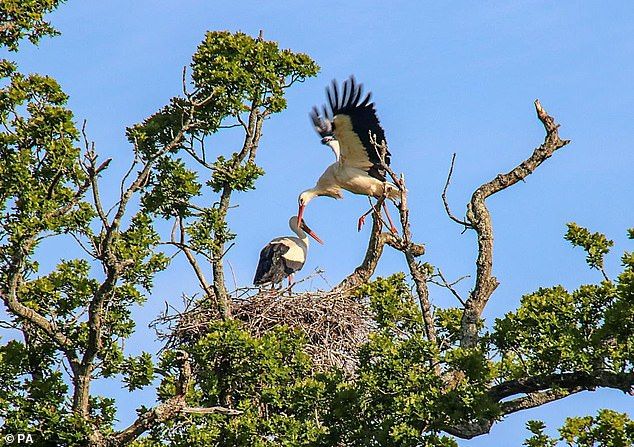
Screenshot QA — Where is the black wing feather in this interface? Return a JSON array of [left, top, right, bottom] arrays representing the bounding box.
[[254, 242, 291, 285], [324, 76, 391, 181], [310, 106, 332, 138], [310, 76, 391, 181]]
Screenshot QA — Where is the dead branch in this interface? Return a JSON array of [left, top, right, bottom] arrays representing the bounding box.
[[430, 270, 468, 306], [334, 213, 397, 292], [441, 153, 471, 229], [460, 100, 570, 348], [368, 134, 436, 347]]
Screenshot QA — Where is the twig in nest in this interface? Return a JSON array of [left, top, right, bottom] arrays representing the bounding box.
[[156, 288, 371, 374]]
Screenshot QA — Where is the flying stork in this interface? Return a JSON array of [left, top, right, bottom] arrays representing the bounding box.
[[253, 216, 323, 287], [297, 76, 399, 233]]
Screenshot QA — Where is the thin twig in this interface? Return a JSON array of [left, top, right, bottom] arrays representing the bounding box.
[[441, 153, 472, 229], [430, 270, 468, 306]]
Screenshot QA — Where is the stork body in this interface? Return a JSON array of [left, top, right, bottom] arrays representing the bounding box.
[[253, 216, 322, 287], [298, 76, 399, 232]]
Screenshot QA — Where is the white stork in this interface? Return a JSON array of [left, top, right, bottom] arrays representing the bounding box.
[[297, 76, 399, 233], [253, 216, 323, 287]]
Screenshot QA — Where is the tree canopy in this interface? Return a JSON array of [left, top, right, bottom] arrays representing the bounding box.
[[0, 2, 632, 446]]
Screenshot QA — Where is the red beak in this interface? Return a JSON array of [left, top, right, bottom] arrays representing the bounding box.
[[302, 223, 324, 245], [297, 203, 305, 228]]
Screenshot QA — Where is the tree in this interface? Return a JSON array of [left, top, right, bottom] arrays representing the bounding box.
[[0, 2, 632, 446]]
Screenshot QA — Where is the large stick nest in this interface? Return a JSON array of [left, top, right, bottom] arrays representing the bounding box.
[[156, 288, 372, 374]]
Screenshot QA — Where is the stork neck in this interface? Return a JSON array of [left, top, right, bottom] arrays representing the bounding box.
[[290, 219, 309, 245], [325, 139, 341, 162]]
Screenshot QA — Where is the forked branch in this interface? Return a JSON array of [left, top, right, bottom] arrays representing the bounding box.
[[460, 100, 570, 348]]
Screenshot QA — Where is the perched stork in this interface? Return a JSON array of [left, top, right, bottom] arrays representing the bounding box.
[[253, 216, 323, 287], [298, 76, 399, 233]]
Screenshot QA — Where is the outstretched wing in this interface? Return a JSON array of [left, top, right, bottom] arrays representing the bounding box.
[[310, 105, 333, 142], [324, 76, 391, 181]]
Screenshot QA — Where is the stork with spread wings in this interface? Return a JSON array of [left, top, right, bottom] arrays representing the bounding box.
[[298, 76, 399, 233]]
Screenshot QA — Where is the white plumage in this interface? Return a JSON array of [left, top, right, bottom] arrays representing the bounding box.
[[298, 76, 399, 232], [253, 216, 323, 286]]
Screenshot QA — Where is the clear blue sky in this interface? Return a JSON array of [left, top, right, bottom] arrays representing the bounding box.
[[5, 0, 634, 444]]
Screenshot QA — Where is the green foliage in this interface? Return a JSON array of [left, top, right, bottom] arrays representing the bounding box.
[[524, 410, 634, 447], [137, 276, 500, 447], [209, 155, 265, 193], [323, 276, 492, 447], [0, 0, 64, 51], [126, 98, 190, 160], [191, 31, 319, 127], [435, 307, 464, 348], [142, 157, 202, 218], [600, 229, 634, 369], [358, 273, 424, 333], [565, 223, 614, 272], [186, 207, 237, 255], [127, 30, 317, 274], [2, 20, 321, 446], [0, 61, 91, 240], [524, 420, 558, 447], [2, 1, 632, 445], [122, 352, 155, 391], [494, 226, 633, 379], [142, 321, 333, 446], [0, 339, 92, 443]]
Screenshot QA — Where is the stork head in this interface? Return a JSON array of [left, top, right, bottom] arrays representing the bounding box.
[[297, 189, 318, 228]]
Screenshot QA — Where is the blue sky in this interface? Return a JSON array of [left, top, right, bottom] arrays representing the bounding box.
[[4, 0, 634, 444]]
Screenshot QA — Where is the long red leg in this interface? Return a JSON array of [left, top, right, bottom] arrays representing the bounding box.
[[382, 201, 398, 234], [357, 207, 374, 231]]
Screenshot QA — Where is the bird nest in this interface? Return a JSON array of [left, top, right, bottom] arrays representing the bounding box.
[[155, 288, 372, 374]]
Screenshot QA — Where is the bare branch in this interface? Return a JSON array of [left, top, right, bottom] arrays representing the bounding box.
[[370, 135, 436, 347], [489, 370, 634, 400], [209, 101, 264, 318], [183, 134, 214, 169], [182, 406, 243, 415], [445, 371, 632, 439], [176, 217, 216, 301], [500, 387, 584, 414], [460, 100, 570, 348], [335, 213, 396, 292], [441, 153, 472, 229], [430, 269, 468, 306]]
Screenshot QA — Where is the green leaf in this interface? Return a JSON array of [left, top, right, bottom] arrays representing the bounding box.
[[565, 223, 614, 272]]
